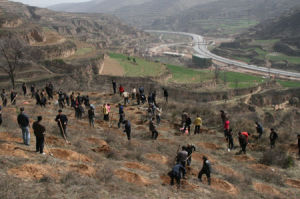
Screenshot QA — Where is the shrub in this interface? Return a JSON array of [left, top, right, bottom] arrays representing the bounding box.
[[260, 148, 295, 169]]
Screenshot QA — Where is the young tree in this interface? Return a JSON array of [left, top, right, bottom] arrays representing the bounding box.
[[0, 37, 24, 89]]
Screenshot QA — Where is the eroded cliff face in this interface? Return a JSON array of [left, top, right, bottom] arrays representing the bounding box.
[[23, 29, 46, 45], [1, 18, 23, 28]]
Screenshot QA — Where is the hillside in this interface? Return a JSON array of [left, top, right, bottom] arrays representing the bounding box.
[[50, 0, 300, 36], [1, 73, 300, 198], [213, 9, 300, 72], [0, 0, 148, 88]]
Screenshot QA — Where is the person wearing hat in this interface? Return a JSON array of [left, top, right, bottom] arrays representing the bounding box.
[[17, 107, 30, 145], [270, 128, 278, 149], [32, 116, 46, 154], [55, 109, 68, 138], [198, 156, 212, 185]]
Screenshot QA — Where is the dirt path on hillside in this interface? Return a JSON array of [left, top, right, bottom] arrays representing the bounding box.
[[100, 56, 125, 76]]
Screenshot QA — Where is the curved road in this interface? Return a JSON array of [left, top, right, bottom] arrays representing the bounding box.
[[146, 30, 300, 79]]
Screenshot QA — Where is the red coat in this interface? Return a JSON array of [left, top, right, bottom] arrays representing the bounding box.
[[224, 120, 230, 130], [119, 86, 124, 93], [241, 132, 249, 142]]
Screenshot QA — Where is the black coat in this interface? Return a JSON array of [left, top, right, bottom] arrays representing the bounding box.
[[17, 113, 29, 127], [55, 114, 68, 126], [33, 121, 46, 137]]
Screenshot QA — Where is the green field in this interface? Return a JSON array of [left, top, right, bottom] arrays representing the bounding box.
[[166, 65, 214, 83], [74, 47, 94, 56], [277, 80, 300, 88], [167, 64, 265, 88], [268, 53, 300, 65], [109, 53, 166, 77], [110, 53, 300, 88]]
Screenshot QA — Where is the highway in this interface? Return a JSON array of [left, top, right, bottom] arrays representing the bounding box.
[[146, 30, 300, 78]]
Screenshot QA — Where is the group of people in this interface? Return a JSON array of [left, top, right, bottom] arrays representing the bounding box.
[[169, 144, 211, 187], [1, 79, 300, 190], [181, 112, 203, 135], [16, 106, 68, 155]]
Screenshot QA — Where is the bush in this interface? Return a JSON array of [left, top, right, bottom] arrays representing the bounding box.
[[260, 148, 295, 169], [289, 97, 299, 106]]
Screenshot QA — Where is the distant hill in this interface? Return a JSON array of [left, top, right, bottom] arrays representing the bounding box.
[[0, 0, 148, 87], [213, 9, 300, 72], [49, 0, 300, 36]]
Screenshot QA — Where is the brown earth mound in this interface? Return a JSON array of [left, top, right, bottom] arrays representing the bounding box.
[[114, 169, 151, 185], [248, 164, 274, 173], [45, 135, 65, 146], [144, 153, 168, 164], [135, 125, 147, 131], [201, 128, 217, 135], [50, 148, 92, 162], [8, 164, 58, 180], [187, 166, 199, 176], [287, 144, 298, 154], [211, 178, 238, 195], [157, 138, 175, 144], [160, 175, 170, 185], [86, 137, 108, 147], [0, 143, 29, 158], [181, 180, 200, 191], [193, 153, 216, 163], [285, 179, 300, 189], [92, 145, 110, 153], [233, 154, 255, 162], [214, 165, 242, 178], [124, 162, 152, 172], [69, 164, 96, 177], [197, 142, 222, 150], [135, 111, 143, 115], [253, 183, 281, 196], [0, 132, 22, 143]]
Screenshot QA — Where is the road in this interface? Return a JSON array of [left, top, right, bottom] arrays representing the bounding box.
[[146, 30, 300, 79]]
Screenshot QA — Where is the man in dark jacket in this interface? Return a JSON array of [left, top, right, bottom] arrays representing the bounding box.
[[48, 82, 54, 99], [10, 90, 17, 105], [163, 88, 168, 103], [17, 107, 30, 145], [169, 163, 186, 187], [149, 117, 158, 140], [183, 115, 192, 135], [198, 156, 211, 185], [220, 110, 226, 125], [88, 106, 95, 128], [112, 80, 117, 94], [255, 122, 264, 138], [32, 116, 46, 154], [35, 89, 41, 105], [1, 89, 7, 107], [270, 128, 278, 148], [31, 84, 35, 98], [22, 83, 27, 96], [184, 144, 196, 166], [118, 104, 125, 128], [55, 110, 68, 139], [238, 132, 248, 154], [226, 129, 234, 151], [123, 120, 131, 141]]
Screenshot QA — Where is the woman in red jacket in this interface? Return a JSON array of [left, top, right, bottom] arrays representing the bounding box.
[[119, 85, 124, 96]]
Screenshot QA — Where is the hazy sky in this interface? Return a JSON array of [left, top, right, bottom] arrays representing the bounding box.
[[11, 0, 90, 8]]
